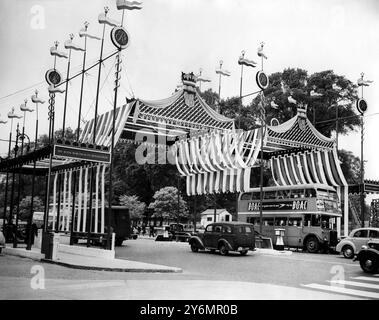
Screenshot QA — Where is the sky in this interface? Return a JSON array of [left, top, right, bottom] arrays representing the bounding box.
[[0, 0, 379, 193]]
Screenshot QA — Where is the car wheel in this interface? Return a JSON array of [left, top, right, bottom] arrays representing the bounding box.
[[359, 254, 378, 274], [219, 244, 229, 256], [305, 236, 320, 253], [342, 245, 354, 259], [190, 243, 199, 253], [240, 250, 248, 256]]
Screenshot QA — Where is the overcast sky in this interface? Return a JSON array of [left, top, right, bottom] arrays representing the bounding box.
[[0, 0, 378, 187]]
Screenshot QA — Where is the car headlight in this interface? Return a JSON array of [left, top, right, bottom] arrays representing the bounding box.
[[361, 245, 368, 250]]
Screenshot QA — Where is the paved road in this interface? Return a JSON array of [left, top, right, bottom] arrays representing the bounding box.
[[0, 238, 378, 299]]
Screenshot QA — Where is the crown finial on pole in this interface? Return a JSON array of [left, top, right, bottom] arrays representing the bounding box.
[[104, 6, 109, 15], [70, 33, 74, 40], [361, 72, 364, 79], [219, 60, 223, 68], [241, 50, 245, 57], [35, 89, 38, 96], [54, 41, 59, 48], [84, 21, 89, 30]]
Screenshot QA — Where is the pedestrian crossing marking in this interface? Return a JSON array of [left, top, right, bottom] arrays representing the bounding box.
[[328, 279, 379, 290], [353, 276, 379, 283], [302, 283, 379, 299]]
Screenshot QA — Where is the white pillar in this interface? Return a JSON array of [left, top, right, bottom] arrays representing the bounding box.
[[101, 165, 106, 234], [67, 171, 72, 232], [77, 168, 83, 232], [52, 174, 58, 230], [83, 167, 88, 232], [95, 165, 100, 233]]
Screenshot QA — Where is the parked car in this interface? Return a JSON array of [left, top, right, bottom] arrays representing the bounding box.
[[353, 239, 379, 274], [0, 230, 5, 254], [156, 223, 193, 242], [336, 227, 379, 259], [188, 222, 255, 256]]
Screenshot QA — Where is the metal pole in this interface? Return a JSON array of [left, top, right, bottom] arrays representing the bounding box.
[[43, 93, 55, 233], [13, 117, 26, 248], [2, 119, 13, 232], [26, 104, 39, 250], [86, 16, 107, 247], [76, 34, 87, 141], [107, 49, 121, 249], [239, 63, 244, 130], [360, 114, 365, 227], [177, 176, 180, 225], [193, 196, 197, 233], [8, 123, 19, 244], [62, 44, 72, 140], [336, 106, 339, 150], [259, 93, 265, 235]]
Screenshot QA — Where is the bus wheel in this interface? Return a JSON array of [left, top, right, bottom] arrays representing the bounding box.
[[305, 236, 320, 253]]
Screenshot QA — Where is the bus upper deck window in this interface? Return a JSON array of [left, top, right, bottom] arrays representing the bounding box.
[[306, 189, 316, 197], [252, 193, 260, 200]]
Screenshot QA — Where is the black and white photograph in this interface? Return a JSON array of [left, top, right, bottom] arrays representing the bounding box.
[[0, 0, 378, 306]]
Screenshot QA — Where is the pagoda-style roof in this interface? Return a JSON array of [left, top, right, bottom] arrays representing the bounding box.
[[265, 105, 335, 153], [121, 88, 234, 142]]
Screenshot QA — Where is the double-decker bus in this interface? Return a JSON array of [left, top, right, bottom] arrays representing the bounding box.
[[238, 184, 341, 253]]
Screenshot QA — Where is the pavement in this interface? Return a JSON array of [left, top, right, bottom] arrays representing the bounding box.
[[3, 243, 182, 273]]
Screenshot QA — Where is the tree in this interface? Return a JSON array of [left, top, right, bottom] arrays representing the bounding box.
[[17, 196, 44, 221], [338, 149, 361, 184], [148, 186, 188, 222], [119, 194, 146, 220], [251, 68, 360, 137]]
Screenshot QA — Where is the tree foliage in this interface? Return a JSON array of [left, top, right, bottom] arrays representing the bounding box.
[[119, 194, 146, 220], [17, 196, 44, 221], [251, 68, 360, 137], [148, 186, 188, 221]]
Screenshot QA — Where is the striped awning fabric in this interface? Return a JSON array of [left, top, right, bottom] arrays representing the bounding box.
[[270, 149, 347, 187], [173, 128, 264, 195]]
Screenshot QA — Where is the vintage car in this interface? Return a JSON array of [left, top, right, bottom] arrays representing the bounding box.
[[353, 239, 379, 274], [0, 230, 5, 254], [188, 222, 255, 256], [336, 227, 379, 259]]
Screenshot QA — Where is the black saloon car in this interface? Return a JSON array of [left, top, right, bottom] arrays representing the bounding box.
[[354, 239, 379, 274], [188, 222, 255, 256]]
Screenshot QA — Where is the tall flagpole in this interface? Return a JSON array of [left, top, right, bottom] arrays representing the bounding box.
[[62, 34, 73, 139], [217, 60, 223, 112], [13, 101, 29, 248], [2, 117, 13, 233], [87, 6, 109, 247], [76, 22, 89, 141], [27, 91, 43, 250], [238, 51, 245, 130]]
